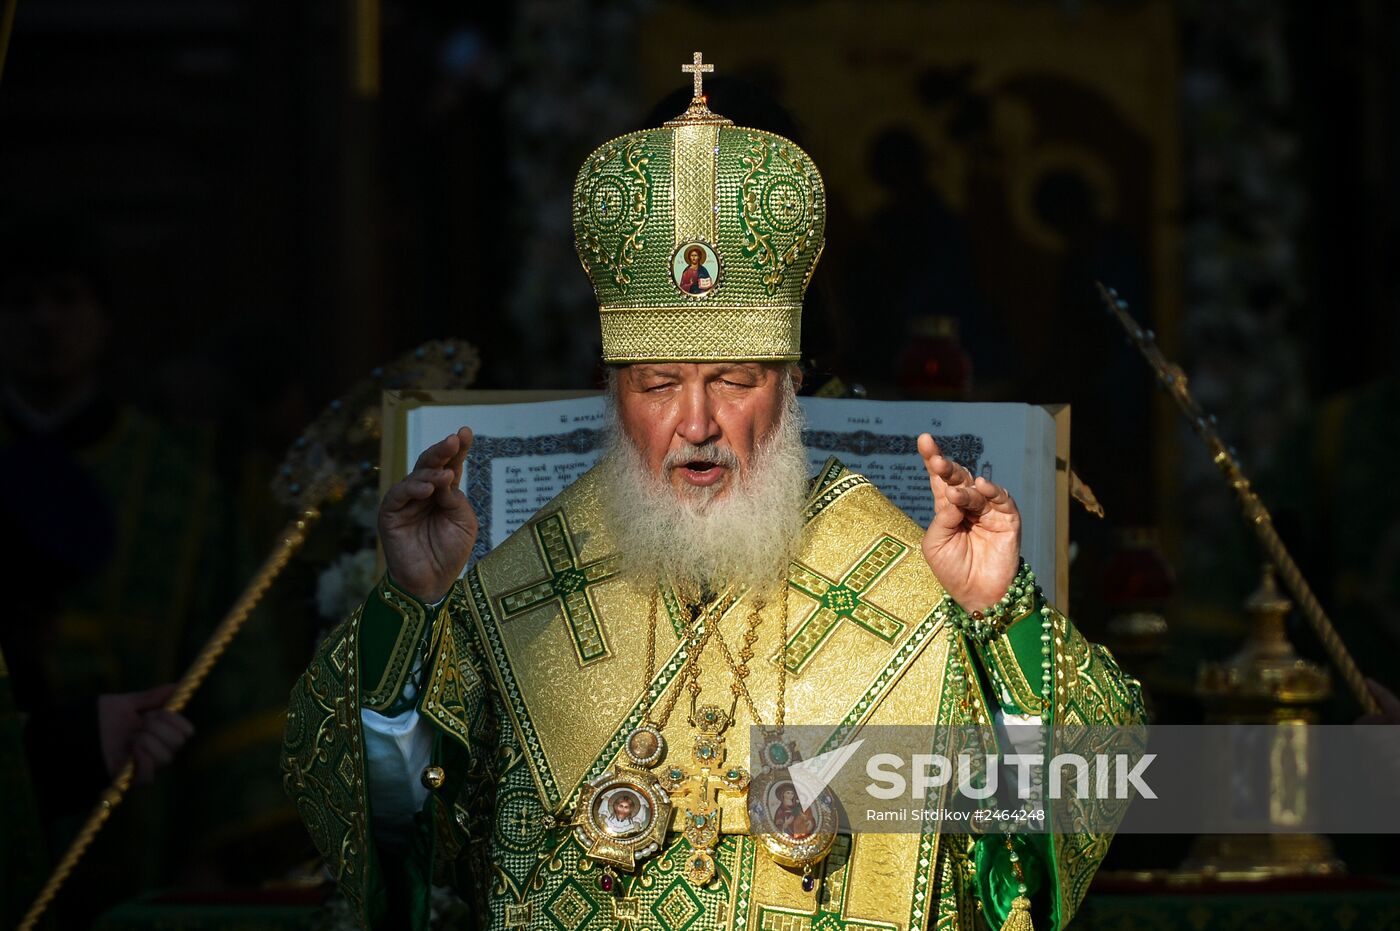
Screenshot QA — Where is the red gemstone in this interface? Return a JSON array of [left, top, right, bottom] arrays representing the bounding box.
[[600, 874, 613, 892]]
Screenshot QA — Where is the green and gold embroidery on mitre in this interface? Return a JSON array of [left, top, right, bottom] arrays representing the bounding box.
[[572, 51, 827, 364]]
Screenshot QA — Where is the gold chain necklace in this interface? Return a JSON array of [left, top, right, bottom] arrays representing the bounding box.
[[664, 585, 835, 890], [731, 581, 837, 891], [651, 587, 772, 886], [574, 580, 833, 895], [569, 590, 681, 891]]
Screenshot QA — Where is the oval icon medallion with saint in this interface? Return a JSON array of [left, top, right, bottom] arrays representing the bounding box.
[[671, 241, 721, 298]]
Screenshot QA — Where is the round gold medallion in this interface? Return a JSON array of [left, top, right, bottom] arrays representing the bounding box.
[[625, 724, 665, 768], [573, 767, 672, 871]]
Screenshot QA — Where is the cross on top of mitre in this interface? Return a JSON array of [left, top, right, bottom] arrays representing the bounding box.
[[683, 51, 713, 99], [665, 51, 732, 127]]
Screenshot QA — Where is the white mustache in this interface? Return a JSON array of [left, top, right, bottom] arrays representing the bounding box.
[[662, 443, 741, 471], [601, 375, 809, 596]]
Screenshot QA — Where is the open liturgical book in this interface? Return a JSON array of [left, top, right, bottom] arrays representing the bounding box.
[[380, 392, 1070, 608]]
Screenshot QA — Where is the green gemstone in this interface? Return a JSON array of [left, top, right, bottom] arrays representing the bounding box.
[[698, 746, 714, 759], [726, 768, 739, 779], [669, 768, 683, 780], [770, 744, 789, 765], [693, 813, 706, 827], [694, 857, 706, 869]]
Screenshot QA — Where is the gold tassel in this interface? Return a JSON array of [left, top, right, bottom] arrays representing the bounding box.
[[998, 895, 1035, 931]]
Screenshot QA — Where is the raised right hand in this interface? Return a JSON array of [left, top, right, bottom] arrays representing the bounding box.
[[378, 427, 478, 603], [98, 683, 195, 785]]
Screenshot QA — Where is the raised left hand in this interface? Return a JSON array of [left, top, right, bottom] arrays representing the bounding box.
[[917, 433, 1022, 614]]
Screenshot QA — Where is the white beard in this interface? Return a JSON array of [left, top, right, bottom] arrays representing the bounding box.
[[598, 379, 809, 598]]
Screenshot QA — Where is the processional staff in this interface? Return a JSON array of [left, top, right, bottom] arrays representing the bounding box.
[[16, 339, 482, 931], [1095, 282, 1380, 716]]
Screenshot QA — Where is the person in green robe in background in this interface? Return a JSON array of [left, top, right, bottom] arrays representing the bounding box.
[[0, 220, 231, 923]]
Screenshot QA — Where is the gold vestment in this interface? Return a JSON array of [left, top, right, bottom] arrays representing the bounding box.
[[284, 460, 1144, 929]]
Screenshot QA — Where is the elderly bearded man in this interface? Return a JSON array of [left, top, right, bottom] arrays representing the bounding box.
[[282, 60, 1145, 931]]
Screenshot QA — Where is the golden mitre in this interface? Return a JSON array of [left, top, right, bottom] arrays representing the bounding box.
[[573, 53, 827, 363]]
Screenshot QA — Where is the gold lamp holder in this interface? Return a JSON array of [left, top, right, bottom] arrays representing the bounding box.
[[1197, 565, 1331, 716], [1181, 565, 1343, 880]]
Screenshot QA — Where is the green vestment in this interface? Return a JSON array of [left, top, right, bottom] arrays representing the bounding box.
[[282, 461, 1145, 930]]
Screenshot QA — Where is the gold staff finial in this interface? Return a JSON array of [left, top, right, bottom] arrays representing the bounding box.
[[682, 51, 713, 99]]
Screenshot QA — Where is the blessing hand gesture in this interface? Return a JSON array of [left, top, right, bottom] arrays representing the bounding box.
[[378, 427, 478, 604], [917, 433, 1021, 614]]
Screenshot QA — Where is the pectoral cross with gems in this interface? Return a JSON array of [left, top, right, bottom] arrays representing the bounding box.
[[659, 703, 749, 885]]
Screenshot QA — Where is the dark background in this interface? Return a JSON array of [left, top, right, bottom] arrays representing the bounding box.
[[1, 0, 1398, 921]]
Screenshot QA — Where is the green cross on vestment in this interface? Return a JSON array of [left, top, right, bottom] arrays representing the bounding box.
[[498, 512, 620, 666], [780, 535, 909, 673]]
